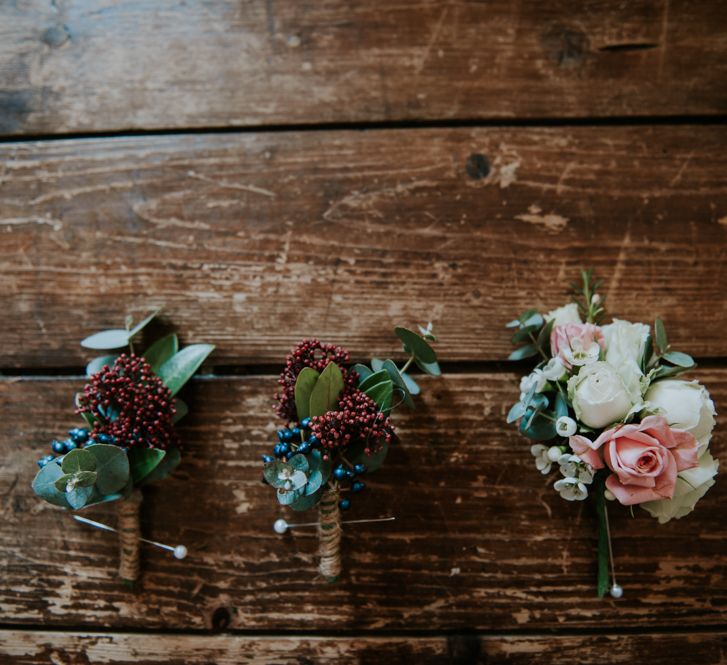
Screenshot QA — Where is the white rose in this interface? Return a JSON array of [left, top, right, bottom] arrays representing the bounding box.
[[642, 450, 719, 523], [567, 361, 635, 429], [645, 380, 716, 454], [602, 319, 651, 397], [519, 369, 547, 401], [544, 303, 582, 327]]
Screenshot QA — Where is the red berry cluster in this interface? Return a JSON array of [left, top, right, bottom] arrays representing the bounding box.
[[275, 338, 357, 422], [310, 390, 394, 454], [77, 354, 178, 450]]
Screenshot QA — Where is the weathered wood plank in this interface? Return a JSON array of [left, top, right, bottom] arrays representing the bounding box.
[[1, 126, 726, 367], [0, 630, 724, 665], [1, 371, 724, 631], [2, 1, 727, 135]]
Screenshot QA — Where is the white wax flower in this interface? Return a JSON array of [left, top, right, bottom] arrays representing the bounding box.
[[530, 444, 552, 474], [555, 416, 577, 437], [558, 453, 594, 483], [542, 357, 566, 381], [554, 477, 589, 501]]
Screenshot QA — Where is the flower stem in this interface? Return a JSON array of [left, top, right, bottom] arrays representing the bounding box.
[[594, 473, 610, 598], [527, 332, 549, 362], [400, 354, 415, 374]]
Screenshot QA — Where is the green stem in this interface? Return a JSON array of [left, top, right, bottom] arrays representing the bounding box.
[[527, 332, 549, 362], [594, 473, 609, 598], [400, 354, 415, 374]]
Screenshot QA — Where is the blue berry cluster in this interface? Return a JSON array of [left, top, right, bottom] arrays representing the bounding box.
[[333, 462, 366, 510], [261, 417, 320, 464], [37, 427, 90, 468]]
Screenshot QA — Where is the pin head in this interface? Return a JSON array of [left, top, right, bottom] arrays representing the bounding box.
[[273, 518, 289, 534], [610, 583, 623, 599], [173, 545, 188, 560]]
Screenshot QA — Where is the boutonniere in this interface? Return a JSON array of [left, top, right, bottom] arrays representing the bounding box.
[[31, 309, 214, 583], [264, 324, 440, 581]]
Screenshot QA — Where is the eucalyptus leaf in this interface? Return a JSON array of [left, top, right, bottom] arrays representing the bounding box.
[[277, 487, 303, 506], [370, 358, 384, 372], [663, 350, 695, 368], [309, 449, 331, 485], [289, 487, 323, 511], [654, 317, 668, 354], [511, 325, 539, 345], [395, 327, 437, 364], [522, 312, 544, 328], [129, 447, 166, 485], [364, 380, 394, 414], [66, 485, 93, 510], [304, 468, 323, 494], [128, 307, 163, 338], [309, 361, 344, 417], [61, 448, 96, 474], [382, 359, 414, 408], [264, 461, 290, 488], [142, 445, 181, 484], [359, 369, 390, 393], [86, 355, 117, 377], [144, 333, 179, 374], [519, 408, 556, 441], [508, 344, 538, 361], [400, 371, 420, 396], [352, 363, 373, 381], [75, 470, 98, 487], [505, 319, 521, 329], [172, 398, 188, 424], [294, 367, 320, 421], [288, 454, 309, 472], [86, 444, 130, 494], [32, 463, 72, 507], [157, 343, 215, 396], [507, 402, 526, 424], [80, 329, 130, 350], [554, 391, 569, 420], [54, 473, 74, 492], [414, 356, 441, 377], [536, 319, 555, 349]]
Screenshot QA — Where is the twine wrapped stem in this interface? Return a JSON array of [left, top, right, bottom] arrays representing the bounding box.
[[318, 485, 342, 582], [116, 488, 142, 583]]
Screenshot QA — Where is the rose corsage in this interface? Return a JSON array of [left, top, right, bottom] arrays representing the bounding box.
[[263, 325, 440, 581], [31, 309, 214, 583], [507, 271, 718, 597]]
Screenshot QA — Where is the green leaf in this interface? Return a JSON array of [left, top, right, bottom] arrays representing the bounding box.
[[554, 391, 569, 420], [536, 319, 555, 349], [348, 440, 389, 472], [654, 317, 668, 355], [142, 445, 181, 484], [277, 487, 303, 506], [505, 319, 521, 329], [511, 325, 539, 344], [289, 487, 323, 512], [519, 408, 556, 441], [144, 334, 179, 373], [641, 334, 654, 374], [508, 344, 538, 361], [364, 380, 394, 414], [308, 449, 331, 486], [129, 447, 166, 485], [352, 363, 373, 381], [86, 355, 117, 377], [75, 470, 98, 488], [288, 454, 309, 472], [61, 448, 96, 474], [370, 358, 384, 372], [80, 329, 130, 350], [157, 343, 215, 396], [507, 402, 526, 424], [172, 398, 188, 424], [662, 350, 695, 368], [400, 371, 420, 396], [54, 473, 74, 492], [309, 361, 344, 417], [304, 468, 324, 494], [359, 369, 390, 393], [382, 359, 414, 408], [652, 364, 692, 380], [128, 307, 163, 338], [522, 312, 544, 328], [66, 485, 94, 510], [394, 327, 438, 364], [85, 444, 130, 494], [414, 357, 441, 377], [294, 367, 320, 421], [32, 462, 71, 507]]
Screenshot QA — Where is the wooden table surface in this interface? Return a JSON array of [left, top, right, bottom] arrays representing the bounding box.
[[1, 2, 726, 663]]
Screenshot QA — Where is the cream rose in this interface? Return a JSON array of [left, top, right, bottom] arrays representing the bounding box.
[[544, 303, 582, 327], [603, 319, 650, 398], [646, 380, 716, 454], [567, 361, 635, 429], [641, 450, 719, 523]]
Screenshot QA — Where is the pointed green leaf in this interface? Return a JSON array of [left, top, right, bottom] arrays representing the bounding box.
[[172, 398, 188, 424], [654, 317, 668, 355], [142, 445, 181, 484], [66, 485, 93, 510], [507, 402, 526, 424], [508, 344, 538, 361], [86, 355, 117, 377], [352, 363, 373, 381], [309, 361, 344, 417], [394, 327, 437, 364], [144, 333, 179, 373], [554, 392, 569, 419], [364, 380, 394, 414], [85, 444, 130, 494], [381, 359, 414, 408], [359, 369, 390, 393], [128, 307, 163, 339], [662, 350, 695, 368], [294, 367, 320, 421], [157, 343, 215, 396], [129, 447, 166, 484], [80, 329, 130, 350], [61, 448, 96, 474]]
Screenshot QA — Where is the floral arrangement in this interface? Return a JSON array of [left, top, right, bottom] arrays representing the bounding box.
[[263, 324, 440, 581], [31, 309, 214, 582], [507, 270, 718, 597]]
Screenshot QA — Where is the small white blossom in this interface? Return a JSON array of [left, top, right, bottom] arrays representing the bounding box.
[[547, 445, 563, 462], [555, 416, 577, 437], [541, 357, 566, 381], [554, 477, 589, 501], [562, 338, 601, 367], [558, 454, 594, 484], [591, 294, 601, 305], [520, 370, 547, 401], [530, 444, 552, 474]]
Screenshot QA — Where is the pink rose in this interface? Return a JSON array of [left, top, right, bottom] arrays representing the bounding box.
[[550, 323, 605, 369], [570, 415, 699, 505]]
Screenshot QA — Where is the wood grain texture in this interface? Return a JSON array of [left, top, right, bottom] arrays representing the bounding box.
[[2, 126, 727, 368], [2, 1, 727, 135], [1, 630, 724, 665], [1, 371, 724, 631]]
